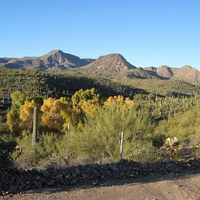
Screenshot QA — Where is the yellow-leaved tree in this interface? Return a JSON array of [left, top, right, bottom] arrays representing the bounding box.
[[104, 95, 134, 109], [41, 97, 71, 132], [19, 99, 38, 130], [6, 109, 20, 134], [6, 91, 30, 134], [71, 88, 102, 127]]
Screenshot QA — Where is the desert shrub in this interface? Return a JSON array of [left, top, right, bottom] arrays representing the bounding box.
[[181, 134, 200, 148], [13, 130, 37, 168], [155, 108, 200, 144], [14, 130, 69, 168], [69, 104, 155, 162], [125, 140, 165, 163], [36, 156, 68, 169], [151, 134, 166, 148], [0, 123, 9, 134], [191, 147, 200, 157]]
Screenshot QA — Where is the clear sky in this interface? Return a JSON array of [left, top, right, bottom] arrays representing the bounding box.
[[1, 0, 200, 69]]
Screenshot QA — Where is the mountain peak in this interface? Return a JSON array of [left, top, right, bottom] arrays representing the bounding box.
[[42, 49, 64, 57], [181, 65, 192, 69], [81, 53, 136, 74], [37, 50, 94, 70], [49, 49, 61, 53], [52, 49, 64, 54], [97, 53, 125, 61]]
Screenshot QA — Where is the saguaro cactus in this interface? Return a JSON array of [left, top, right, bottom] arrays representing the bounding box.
[[33, 107, 38, 143]]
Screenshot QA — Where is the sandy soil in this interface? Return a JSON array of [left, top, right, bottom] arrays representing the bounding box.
[[2, 171, 200, 200]]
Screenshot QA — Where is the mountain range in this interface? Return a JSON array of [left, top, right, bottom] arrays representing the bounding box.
[[0, 49, 200, 84]]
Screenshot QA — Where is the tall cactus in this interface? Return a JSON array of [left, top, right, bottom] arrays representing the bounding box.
[[33, 107, 38, 143]]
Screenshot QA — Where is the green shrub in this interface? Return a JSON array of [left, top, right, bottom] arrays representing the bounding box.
[[191, 147, 200, 157], [14, 130, 69, 168], [125, 140, 165, 163], [69, 104, 155, 162], [155, 108, 200, 144]]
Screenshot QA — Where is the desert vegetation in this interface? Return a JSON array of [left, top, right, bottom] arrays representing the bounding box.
[[1, 78, 200, 169]]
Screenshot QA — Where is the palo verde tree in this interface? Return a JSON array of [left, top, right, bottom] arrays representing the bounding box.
[[71, 88, 102, 127], [7, 90, 43, 134], [40, 97, 71, 132], [19, 98, 43, 131], [6, 91, 30, 134]]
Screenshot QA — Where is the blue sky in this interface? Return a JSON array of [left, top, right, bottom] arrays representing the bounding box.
[[1, 0, 200, 69]]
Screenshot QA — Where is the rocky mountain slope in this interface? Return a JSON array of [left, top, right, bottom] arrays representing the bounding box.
[[0, 50, 200, 84], [144, 65, 200, 84], [0, 50, 94, 71], [79, 53, 136, 73]]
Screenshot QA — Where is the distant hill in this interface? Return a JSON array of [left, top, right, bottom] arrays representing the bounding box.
[[144, 65, 200, 84], [0, 50, 95, 71], [38, 50, 95, 71], [0, 50, 200, 84], [144, 65, 173, 78], [78, 53, 136, 73]]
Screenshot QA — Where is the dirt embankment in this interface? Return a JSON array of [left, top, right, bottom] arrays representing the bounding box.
[[1, 158, 200, 200], [7, 171, 200, 200]]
